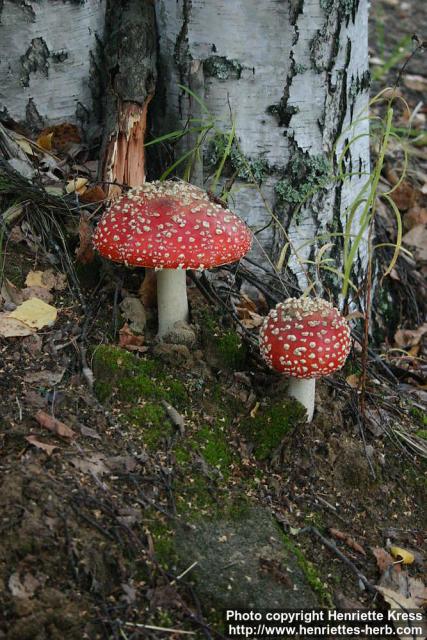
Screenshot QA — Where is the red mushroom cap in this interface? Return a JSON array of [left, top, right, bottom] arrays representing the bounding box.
[[259, 298, 351, 379], [92, 181, 252, 270]]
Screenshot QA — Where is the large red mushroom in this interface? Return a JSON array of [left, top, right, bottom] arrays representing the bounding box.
[[259, 298, 351, 421], [93, 181, 252, 339]]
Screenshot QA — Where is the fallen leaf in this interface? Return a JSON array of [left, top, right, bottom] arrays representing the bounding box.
[[119, 323, 145, 351], [75, 213, 95, 264], [329, 528, 366, 555], [25, 435, 58, 455], [0, 315, 34, 337], [120, 297, 146, 334], [35, 409, 76, 439], [1, 279, 23, 306], [79, 425, 101, 440], [66, 177, 88, 195], [404, 206, 427, 230], [346, 373, 361, 389], [25, 269, 66, 291], [8, 572, 40, 599], [139, 270, 157, 308], [36, 131, 54, 151], [9, 298, 57, 329], [402, 224, 427, 261], [403, 74, 427, 92], [80, 185, 106, 203], [24, 369, 65, 386], [372, 547, 400, 574], [389, 180, 417, 211], [394, 323, 427, 349], [70, 454, 108, 477], [21, 286, 53, 304], [38, 123, 81, 153], [389, 546, 415, 565]]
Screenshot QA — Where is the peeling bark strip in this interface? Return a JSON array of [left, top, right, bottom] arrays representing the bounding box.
[[154, 0, 370, 294], [0, 0, 106, 130], [100, 0, 157, 192]]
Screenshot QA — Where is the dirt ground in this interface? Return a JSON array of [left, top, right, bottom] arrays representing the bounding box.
[[0, 2, 426, 639]]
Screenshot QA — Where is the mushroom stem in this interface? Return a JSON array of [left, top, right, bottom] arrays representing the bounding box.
[[288, 377, 316, 422], [157, 269, 189, 339]]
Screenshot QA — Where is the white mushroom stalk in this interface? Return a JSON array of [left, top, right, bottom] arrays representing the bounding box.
[[259, 298, 351, 423], [287, 377, 316, 422], [92, 181, 252, 341], [156, 268, 189, 339]]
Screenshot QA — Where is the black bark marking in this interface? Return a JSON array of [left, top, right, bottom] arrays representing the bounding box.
[[25, 98, 44, 130], [20, 37, 50, 87]]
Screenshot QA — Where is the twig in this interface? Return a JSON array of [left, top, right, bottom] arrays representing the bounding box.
[[299, 526, 375, 593], [123, 622, 195, 635]]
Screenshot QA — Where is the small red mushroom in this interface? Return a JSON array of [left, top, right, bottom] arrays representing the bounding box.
[[92, 181, 252, 339], [259, 297, 351, 421]]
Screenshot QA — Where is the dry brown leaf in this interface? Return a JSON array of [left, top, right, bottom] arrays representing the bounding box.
[[403, 224, 427, 261], [372, 547, 400, 574], [36, 131, 54, 151], [1, 279, 23, 306], [389, 180, 417, 211], [329, 528, 366, 556], [8, 572, 40, 599], [38, 123, 81, 152], [80, 185, 106, 203], [75, 214, 95, 264], [0, 315, 34, 338], [403, 74, 427, 92], [21, 287, 53, 304], [119, 323, 145, 351], [25, 269, 66, 291], [25, 435, 58, 455], [346, 373, 361, 389], [35, 409, 76, 440], [139, 270, 157, 308], [70, 454, 108, 477], [24, 369, 65, 386], [404, 207, 427, 230], [394, 323, 427, 349]]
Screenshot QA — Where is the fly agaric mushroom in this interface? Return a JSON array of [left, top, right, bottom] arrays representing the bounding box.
[[259, 298, 351, 422], [92, 181, 252, 339]]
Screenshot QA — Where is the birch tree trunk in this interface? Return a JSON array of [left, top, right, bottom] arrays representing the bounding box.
[[0, 0, 106, 135], [154, 0, 370, 294]]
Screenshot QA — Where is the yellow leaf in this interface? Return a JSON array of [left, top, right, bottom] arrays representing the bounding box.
[[389, 546, 415, 565], [66, 177, 88, 195], [36, 131, 54, 151], [9, 298, 57, 330], [15, 137, 35, 156], [250, 402, 260, 418]]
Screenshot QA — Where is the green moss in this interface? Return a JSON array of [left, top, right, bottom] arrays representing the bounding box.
[[216, 331, 248, 370], [204, 56, 243, 81], [194, 423, 234, 477], [411, 406, 427, 428], [241, 399, 306, 460], [282, 536, 334, 607], [417, 430, 427, 440], [92, 345, 187, 407], [275, 153, 330, 208], [148, 518, 176, 569], [205, 132, 270, 185]]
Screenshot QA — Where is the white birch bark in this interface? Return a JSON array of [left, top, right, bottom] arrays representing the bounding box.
[[0, 0, 106, 130], [155, 0, 370, 294]]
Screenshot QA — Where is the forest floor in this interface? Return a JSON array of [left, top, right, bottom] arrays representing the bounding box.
[[0, 2, 426, 640]]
